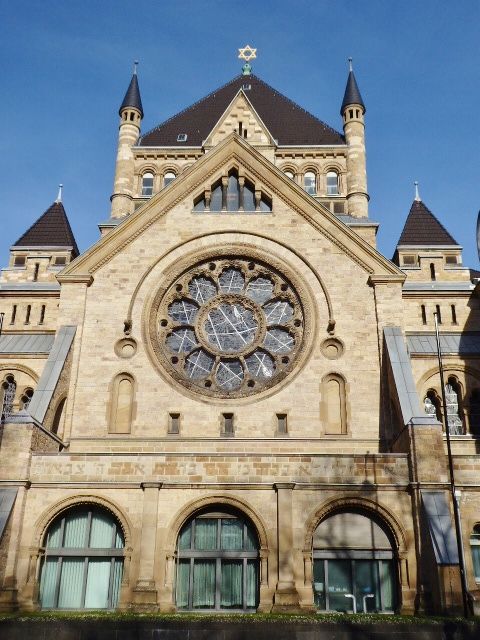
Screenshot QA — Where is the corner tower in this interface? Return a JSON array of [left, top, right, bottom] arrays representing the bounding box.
[[110, 62, 143, 219], [341, 58, 368, 218]]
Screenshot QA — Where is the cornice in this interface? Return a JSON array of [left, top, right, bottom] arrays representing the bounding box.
[[61, 134, 403, 278], [56, 274, 94, 286]]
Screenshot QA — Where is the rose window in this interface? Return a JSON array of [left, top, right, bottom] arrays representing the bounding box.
[[154, 258, 305, 398]]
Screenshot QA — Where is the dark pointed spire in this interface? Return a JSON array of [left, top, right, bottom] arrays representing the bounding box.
[[119, 61, 143, 118], [397, 198, 459, 247], [341, 57, 365, 115], [13, 193, 79, 258]]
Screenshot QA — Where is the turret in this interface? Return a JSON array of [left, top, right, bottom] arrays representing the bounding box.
[[110, 62, 143, 219], [341, 58, 368, 218]]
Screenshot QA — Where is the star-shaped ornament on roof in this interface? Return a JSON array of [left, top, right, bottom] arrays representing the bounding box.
[[238, 45, 257, 75]]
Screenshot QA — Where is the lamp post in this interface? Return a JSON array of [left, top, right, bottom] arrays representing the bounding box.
[[434, 311, 470, 617]]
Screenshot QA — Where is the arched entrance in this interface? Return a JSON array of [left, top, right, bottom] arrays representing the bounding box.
[[175, 507, 259, 611], [38, 505, 124, 609], [312, 510, 397, 613]]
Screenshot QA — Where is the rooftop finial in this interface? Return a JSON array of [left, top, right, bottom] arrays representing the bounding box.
[[414, 180, 421, 202], [56, 184, 63, 203], [238, 45, 257, 75], [348, 57, 353, 72], [133, 60, 139, 75]]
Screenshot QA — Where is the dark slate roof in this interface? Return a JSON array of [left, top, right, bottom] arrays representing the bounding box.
[[340, 70, 365, 114], [13, 201, 79, 257], [120, 73, 143, 118], [139, 74, 345, 147], [397, 200, 459, 246]]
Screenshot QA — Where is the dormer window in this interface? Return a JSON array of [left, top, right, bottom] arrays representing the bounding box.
[[141, 172, 154, 197], [242, 83, 251, 91], [304, 171, 316, 195], [164, 171, 176, 187], [326, 171, 339, 195], [177, 133, 188, 142]]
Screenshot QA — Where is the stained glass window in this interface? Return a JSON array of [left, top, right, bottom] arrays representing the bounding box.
[[155, 258, 304, 397]]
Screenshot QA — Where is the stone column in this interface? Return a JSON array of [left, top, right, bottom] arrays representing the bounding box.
[[0, 483, 28, 611], [132, 482, 162, 609], [272, 482, 300, 611]]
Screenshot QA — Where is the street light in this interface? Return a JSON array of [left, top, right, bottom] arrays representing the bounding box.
[[434, 311, 470, 617]]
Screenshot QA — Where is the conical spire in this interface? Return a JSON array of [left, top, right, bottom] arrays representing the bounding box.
[[340, 58, 365, 114], [397, 199, 459, 247], [13, 196, 79, 257], [119, 61, 143, 118]]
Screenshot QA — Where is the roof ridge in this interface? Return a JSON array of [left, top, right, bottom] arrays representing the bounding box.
[[248, 74, 344, 139], [139, 73, 344, 144], [139, 74, 244, 143], [397, 199, 459, 247], [13, 201, 80, 257]]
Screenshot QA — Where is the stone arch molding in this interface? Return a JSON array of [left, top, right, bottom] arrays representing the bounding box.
[[165, 494, 270, 553], [419, 363, 480, 397], [128, 231, 335, 336], [33, 494, 134, 551], [0, 363, 39, 384], [303, 495, 408, 555]]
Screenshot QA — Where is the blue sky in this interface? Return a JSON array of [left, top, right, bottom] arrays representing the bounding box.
[[1, 0, 479, 267]]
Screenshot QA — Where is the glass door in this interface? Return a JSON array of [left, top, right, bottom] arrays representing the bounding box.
[[327, 560, 353, 612]]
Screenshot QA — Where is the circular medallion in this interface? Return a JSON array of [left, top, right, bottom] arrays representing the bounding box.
[[149, 256, 307, 399]]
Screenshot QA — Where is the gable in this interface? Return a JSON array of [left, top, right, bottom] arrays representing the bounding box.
[[204, 90, 276, 149], [59, 134, 403, 281]]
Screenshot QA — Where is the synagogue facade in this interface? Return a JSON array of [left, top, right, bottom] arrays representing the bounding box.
[[0, 57, 479, 616]]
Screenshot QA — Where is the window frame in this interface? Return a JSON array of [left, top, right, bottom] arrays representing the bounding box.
[[326, 171, 339, 196], [39, 506, 124, 610], [176, 512, 259, 612], [303, 171, 317, 195]]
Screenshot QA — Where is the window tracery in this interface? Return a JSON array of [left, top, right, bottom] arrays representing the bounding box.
[[193, 172, 271, 213], [153, 257, 304, 398]]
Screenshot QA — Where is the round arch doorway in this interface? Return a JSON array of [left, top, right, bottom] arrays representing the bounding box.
[[312, 510, 398, 613], [175, 508, 260, 612]]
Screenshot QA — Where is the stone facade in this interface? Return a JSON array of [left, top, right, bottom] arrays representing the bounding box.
[[0, 64, 479, 617]]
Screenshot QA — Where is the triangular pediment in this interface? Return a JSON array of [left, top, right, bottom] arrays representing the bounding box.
[[203, 90, 276, 148], [59, 134, 404, 281]]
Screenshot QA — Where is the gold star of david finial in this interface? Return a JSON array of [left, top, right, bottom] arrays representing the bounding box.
[[238, 45, 257, 62]]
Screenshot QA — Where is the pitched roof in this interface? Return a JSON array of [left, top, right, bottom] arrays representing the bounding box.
[[13, 201, 79, 257], [340, 70, 365, 114], [119, 72, 143, 118], [397, 200, 458, 246], [139, 74, 345, 147]]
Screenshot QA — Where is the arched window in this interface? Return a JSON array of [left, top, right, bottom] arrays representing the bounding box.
[[322, 374, 347, 435], [20, 387, 34, 410], [226, 174, 240, 210], [445, 377, 464, 435], [141, 172, 154, 197], [109, 374, 135, 434], [39, 506, 124, 609], [424, 389, 441, 422], [470, 525, 480, 582], [1, 374, 16, 422], [194, 172, 271, 213], [303, 171, 316, 195], [313, 511, 397, 613], [163, 171, 176, 188], [469, 389, 480, 435], [284, 170, 294, 180], [326, 171, 339, 195], [176, 509, 259, 611]]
